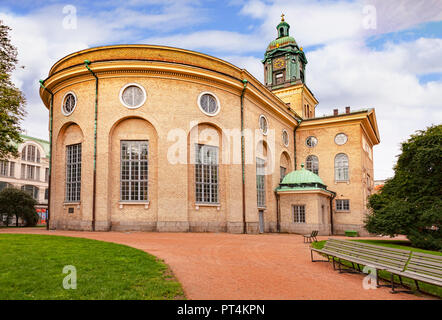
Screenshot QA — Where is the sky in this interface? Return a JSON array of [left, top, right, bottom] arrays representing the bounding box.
[[0, 0, 441, 180]]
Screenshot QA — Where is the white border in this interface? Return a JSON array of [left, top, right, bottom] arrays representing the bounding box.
[[334, 133, 348, 145], [259, 114, 268, 135], [61, 91, 77, 116], [197, 92, 221, 116], [119, 83, 147, 109], [305, 136, 318, 148], [282, 129, 289, 147]]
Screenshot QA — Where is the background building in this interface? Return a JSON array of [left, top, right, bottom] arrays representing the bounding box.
[[0, 135, 50, 224], [39, 17, 380, 235]]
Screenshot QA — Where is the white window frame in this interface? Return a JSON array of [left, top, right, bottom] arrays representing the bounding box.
[[65, 143, 82, 203], [61, 91, 77, 116], [256, 157, 266, 208], [119, 83, 147, 109], [120, 140, 149, 202], [305, 136, 318, 148], [195, 144, 219, 204], [336, 199, 350, 212], [306, 155, 319, 175], [335, 153, 349, 182], [335, 133, 348, 145], [197, 92, 221, 117], [293, 205, 306, 223], [259, 115, 268, 135], [282, 129, 289, 147]]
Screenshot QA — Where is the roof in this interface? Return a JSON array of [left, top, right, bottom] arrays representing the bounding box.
[[280, 165, 325, 185], [276, 164, 335, 196], [18, 135, 50, 157], [267, 36, 297, 50]]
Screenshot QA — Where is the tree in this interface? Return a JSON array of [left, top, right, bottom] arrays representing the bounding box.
[[0, 20, 26, 160], [0, 187, 38, 227], [365, 125, 442, 250]]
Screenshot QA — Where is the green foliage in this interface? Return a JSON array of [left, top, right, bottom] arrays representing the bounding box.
[[0, 20, 26, 160], [365, 125, 442, 250], [0, 187, 37, 226]]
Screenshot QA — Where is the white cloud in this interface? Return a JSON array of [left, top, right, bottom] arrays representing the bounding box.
[[142, 31, 265, 54], [306, 38, 442, 179]]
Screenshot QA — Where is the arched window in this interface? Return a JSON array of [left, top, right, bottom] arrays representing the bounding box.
[[335, 153, 349, 181], [306, 155, 319, 175], [21, 145, 41, 163]]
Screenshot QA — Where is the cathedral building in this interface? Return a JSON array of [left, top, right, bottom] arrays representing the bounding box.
[[39, 17, 379, 235]]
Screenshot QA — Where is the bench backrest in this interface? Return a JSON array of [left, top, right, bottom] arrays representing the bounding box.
[[324, 239, 411, 272], [312, 230, 318, 237], [405, 252, 442, 282]]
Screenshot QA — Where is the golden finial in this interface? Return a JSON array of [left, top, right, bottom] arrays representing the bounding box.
[[300, 47, 303, 51], [281, 13, 285, 22]]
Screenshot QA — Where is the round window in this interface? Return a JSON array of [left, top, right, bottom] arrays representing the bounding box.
[[335, 133, 348, 145], [198, 92, 220, 116], [62, 92, 76, 116], [259, 115, 268, 135], [120, 83, 146, 109], [282, 130, 289, 147], [306, 136, 318, 148]]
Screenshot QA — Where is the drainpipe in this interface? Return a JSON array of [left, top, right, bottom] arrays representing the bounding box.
[[275, 191, 280, 232], [329, 192, 336, 235], [293, 118, 302, 170], [39, 80, 53, 231], [240, 79, 248, 234], [84, 60, 98, 231]]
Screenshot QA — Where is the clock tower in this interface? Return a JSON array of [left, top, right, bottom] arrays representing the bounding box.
[[263, 14, 308, 90], [263, 15, 317, 119]]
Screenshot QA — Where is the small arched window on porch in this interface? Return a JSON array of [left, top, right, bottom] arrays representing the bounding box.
[[306, 155, 319, 175], [335, 153, 349, 181]]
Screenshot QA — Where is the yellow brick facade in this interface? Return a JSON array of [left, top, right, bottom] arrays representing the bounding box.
[[40, 44, 379, 235]]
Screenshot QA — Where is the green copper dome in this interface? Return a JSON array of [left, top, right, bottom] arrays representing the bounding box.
[[276, 164, 335, 195], [267, 36, 297, 50], [281, 165, 325, 186]]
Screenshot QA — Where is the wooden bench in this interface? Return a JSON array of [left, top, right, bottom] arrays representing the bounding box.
[[389, 252, 442, 293], [303, 230, 318, 243], [311, 239, 442, 294], [311, 239, 411, 286]]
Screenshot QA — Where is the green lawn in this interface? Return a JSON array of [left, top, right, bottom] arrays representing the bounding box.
[[0, 234, 184, 300], [311, 239, 442, 298]]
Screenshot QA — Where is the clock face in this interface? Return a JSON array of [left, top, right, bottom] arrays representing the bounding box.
[[273, 58, 285, 69]]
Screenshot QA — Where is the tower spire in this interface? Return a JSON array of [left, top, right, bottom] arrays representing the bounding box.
[[281, 13, 285, 22]]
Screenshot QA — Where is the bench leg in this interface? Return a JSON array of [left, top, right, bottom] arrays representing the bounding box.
[[415, 280, 420, 292], [311, 250, 329, 262], [376, 269, 380, 287], [390, 274, 396, 294]]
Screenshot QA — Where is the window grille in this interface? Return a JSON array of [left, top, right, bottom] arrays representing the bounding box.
[[195, 144, 218, 204]]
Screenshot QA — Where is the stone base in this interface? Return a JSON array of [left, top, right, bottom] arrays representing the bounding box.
[[156, 221, 190, 232], [227, 222, 244, 234], [51, 219, 93, 231], [111, 221, 156, 232], [266, 222, 278, 233], [246, 222, 259, 234], [280, 223, 332, 236], [189, 222, 227, 233]]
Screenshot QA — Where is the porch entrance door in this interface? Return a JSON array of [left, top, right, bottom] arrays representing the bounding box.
[[258, 210, 264, 233]]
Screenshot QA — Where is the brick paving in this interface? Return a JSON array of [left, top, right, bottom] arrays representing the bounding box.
[[0, 229, 434, 300]]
